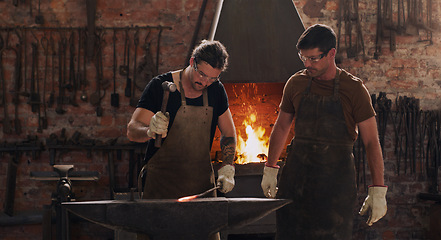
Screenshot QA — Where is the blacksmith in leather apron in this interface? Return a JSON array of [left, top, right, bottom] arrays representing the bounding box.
[[139, 71, 219, 240], [276, 70, 357, 239], [143, 71, 216, 199]]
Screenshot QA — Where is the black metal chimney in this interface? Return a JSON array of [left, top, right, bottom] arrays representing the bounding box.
[[209, 0, 305, 83]]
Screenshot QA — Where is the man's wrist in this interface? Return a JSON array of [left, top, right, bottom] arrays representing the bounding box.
[[265, 162, 280, 169], [146, 127, 154, 138]]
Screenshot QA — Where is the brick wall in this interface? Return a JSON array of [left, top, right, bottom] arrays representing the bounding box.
[[0, 0, 440, 239]]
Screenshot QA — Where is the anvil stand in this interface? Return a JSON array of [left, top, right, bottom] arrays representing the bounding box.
[[31, 165, 99, 240]]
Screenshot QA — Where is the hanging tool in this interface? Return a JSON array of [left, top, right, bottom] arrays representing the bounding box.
[[155, 81, 177, 148], [111, 29, 119, 107], [11, 29, 23, 135], [374, 0, 383, 59], [89, 32, 105, 116], [155, 27, 163, 74], [336, 0, 344, 63], [35, 0, 44, 24], [80, 30, 88, 102], [22, 29, 30, 98], [136, 29, 156, 90], [65, 32, 74, 91], [76, 29, 83, 104], [86, 0, 97, 60], [130, 29, 140, 107], [55, 35, 66, 115], [124, 29, 132, 97], [41, 34, 49, 129], [29, 40, 40, 114], [31, 41, 43, 133], [120, 29, 129, 76], [353, 0, 366, 60], [48, 33, 56, 107], [0, 33, 13, 134], [68, 31, 78, 106]]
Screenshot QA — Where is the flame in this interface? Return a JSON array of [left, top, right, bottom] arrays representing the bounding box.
[[236, 114, 269, 164]]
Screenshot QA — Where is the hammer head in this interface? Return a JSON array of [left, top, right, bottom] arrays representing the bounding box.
[[162, 81, 177, 92]]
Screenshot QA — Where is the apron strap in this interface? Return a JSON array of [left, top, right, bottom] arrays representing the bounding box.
[[305, 68, 341, 98], [203, 89, 208, 106], [172, 70, 187, 106], [333, 68, 340, 98], [172, 69, 209, 106], [304, 76, 313, 95]]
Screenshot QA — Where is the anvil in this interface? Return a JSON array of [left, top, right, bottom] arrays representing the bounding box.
[[62, 197, 291, 240]]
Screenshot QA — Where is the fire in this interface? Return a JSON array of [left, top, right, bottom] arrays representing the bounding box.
[[236, 114, 269, 164]]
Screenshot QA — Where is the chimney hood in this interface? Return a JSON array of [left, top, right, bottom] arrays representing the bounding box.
[[209, 0, 305, 83]]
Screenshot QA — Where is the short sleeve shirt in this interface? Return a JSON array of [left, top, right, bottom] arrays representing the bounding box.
[[280, 69, 375, 140], [137, 71, 229, 161]]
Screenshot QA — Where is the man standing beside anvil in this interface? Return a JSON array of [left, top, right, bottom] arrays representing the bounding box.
[[261, 24, 387, 239], [127, 40, 236, 238]]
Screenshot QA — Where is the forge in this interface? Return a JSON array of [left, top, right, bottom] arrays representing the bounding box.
[[62, 197, 291, 240]]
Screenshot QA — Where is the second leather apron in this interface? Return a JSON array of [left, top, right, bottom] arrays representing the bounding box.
[[276, 70, 357, 240], [143, 71, 216, 199]]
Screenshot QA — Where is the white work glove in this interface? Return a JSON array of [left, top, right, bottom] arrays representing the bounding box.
[[147, 111, 169, 139], [261, 165, 279, 198], [359, 186, 388, 226], [217, 165, 235, 193]]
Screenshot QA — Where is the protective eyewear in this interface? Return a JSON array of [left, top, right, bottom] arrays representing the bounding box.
[[193, 63, 220, 82], [298, 52, 328, 63]]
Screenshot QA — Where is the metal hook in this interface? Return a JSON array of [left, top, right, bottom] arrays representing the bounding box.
[[30, 29, 40, 46], [41, 32, 49, 56], [134, 27, 140, 46], [143, 29, 152, 49]]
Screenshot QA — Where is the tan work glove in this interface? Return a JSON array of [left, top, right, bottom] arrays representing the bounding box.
[[359, 186, 388, 226], [147, 112, 169, 139], [217, 165, 235, 193], [261, 165, 279, 198]]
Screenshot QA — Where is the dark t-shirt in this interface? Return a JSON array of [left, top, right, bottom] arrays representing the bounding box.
[[280, 68, 375, 140], [137, 71, 229, 161]]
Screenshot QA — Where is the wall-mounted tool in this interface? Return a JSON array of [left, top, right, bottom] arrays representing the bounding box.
[[29, 41, 41, 114], [35, 0, 44, 24], [120, 29, 129, 77], [0, 33, 13, 134], [55, 36, 66, 115], [89, 32, 105, 116], [135, 29, 156, 90], [129, 29, 140, 107], [68, 31, 79, 107], [111, 29, 119, 107], [12, 30, 23, 135], [48, 33, 56, 107], [86, 0, 96, 60], [2, 137, 43, 216], [80, 30, 88, 102], [41, 34, 49, 129], [124, 30, 132, 98]]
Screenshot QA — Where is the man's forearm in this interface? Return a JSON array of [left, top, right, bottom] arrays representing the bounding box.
[[366, 143, 385, 186], [127, 121, 151, 142], [220, 136, 236, 165]]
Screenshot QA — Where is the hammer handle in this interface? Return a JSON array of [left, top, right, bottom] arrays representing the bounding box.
[[155, 90, 170, 148]]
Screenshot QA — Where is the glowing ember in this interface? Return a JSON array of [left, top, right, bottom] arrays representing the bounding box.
[[177, 195, 197, 202], [236, 114, 269, 164]]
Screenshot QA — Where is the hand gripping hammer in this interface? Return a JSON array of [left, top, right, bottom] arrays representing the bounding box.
[[155, 81, 177, 148]]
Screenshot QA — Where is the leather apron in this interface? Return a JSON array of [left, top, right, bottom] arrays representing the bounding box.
[[142, 70, 216, 199], [276, 69, 357, 240]]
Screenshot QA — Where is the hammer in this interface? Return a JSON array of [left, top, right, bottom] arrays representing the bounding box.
[[155, 81, 177, 148]]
